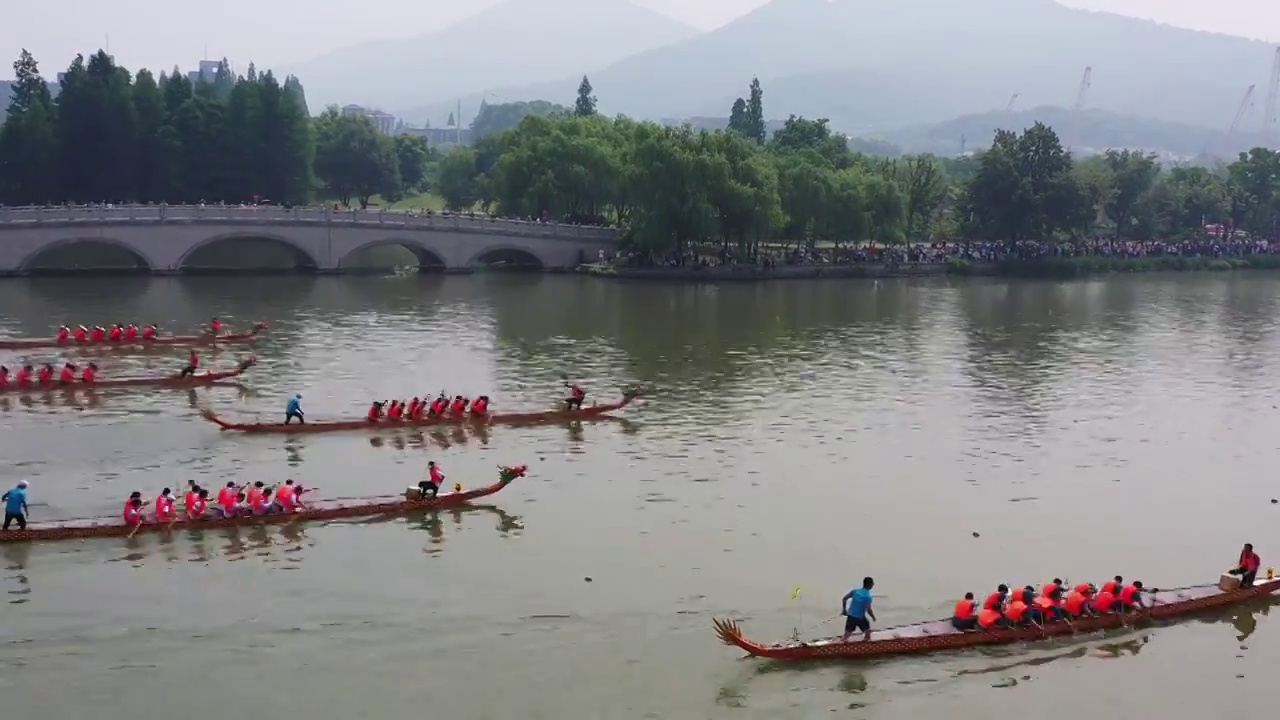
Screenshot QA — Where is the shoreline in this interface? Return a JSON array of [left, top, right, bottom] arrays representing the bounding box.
[[581, 254, 1280, 281], [7, 255, 1280, 280]]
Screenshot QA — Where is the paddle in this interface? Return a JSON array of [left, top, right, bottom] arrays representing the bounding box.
[[126, 500, 151, 539]]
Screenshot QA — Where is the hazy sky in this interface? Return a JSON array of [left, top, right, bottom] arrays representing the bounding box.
[[3, 0, 1278, 78]]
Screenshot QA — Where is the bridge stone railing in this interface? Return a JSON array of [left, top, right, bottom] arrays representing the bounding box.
[[0, 205, 618, 242]]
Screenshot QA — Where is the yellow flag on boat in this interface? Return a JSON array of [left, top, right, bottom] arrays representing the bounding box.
[[790, 585, 803, 601]]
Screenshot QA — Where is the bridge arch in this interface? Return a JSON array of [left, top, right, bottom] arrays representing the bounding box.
[[338, 238, 447, 272], [465, 245, 546, 270], [19, 237, 156, 273], [177, 232, 320, 273]]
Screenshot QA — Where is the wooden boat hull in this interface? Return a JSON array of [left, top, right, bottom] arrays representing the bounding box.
[[0, 359, 255, 395], [714, 578, 1280, 661], [0, 470, 521, 544], [0, 322, 268, 350], [199, 388, 643, 434]]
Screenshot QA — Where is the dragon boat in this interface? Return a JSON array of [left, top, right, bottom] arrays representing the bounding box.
[[198, 387, 644, 434], [0, 357, 256, 394], [0, 466, 526, 544], [713, 574, 1280, 661], [0, 322, 268, 350]]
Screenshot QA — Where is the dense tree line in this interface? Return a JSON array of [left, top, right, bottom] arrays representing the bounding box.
[[435, 77, 1280, 261], [0, 50, 433, 208]]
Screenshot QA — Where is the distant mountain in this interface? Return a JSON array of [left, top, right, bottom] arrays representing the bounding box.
[[282, 0, 698, 113], [876, 106, 1269, 159], [465, 0, 1279, 134]]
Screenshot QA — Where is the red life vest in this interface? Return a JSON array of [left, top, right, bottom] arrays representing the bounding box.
[[36, 367, 52, 384], [56, 327, 70, 341], [59, 367, 75, 383], [1241, 551, 1261, 573], [571, 385, 585, 400], [188, 352, 199, 368], [388, 403, 403, 420], [142, 326, 156, 339], [450, 399, 467, 414], [429, 466, 445, 484], [109, 327, 122, 341], [90, 327, 105, 342], [74, 327, 88, 341], [123, 502, 143, 524], [81, 367, 96, 383], [155, 496, 175, 520], [275, 485, 295, 511], [472, 399, 488, 414], [187, 498, 207, 518], [367, 405, 382, 421], [125, 326, 139, 340]]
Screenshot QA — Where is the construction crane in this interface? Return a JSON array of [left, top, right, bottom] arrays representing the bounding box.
[[1005, 93, 1020, 112], [1223, 84, 1256, 156], [1067, 67, 1091, 151], [1264, 47, 1280, 147]]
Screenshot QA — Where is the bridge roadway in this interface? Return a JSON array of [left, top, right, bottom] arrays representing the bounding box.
[[0, 205, 619, 274]]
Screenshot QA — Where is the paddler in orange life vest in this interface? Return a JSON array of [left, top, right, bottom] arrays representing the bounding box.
[[56, 325, 70, 343], [564, 382, 586, 411], [216, 482, 239, 517], [74, 325, 89, 342], [1062, 584, 1096, 618], [449, 395, 468, 415], [1115, 581, 1146, 612], [272, 480, 299, 513], [58, 363, 76, 384], [36, 363, 54, 385], [81, 362, 97, 383], [184, 483, 200, 515], [1003, 593, 1030, 627], [951, 592, 978, 630], [179, 349, 199, 378], [246, 481, 266, 509], [142, 324, 157, 340], [367, 401, 385, 422], [982, 584, 1009, 613]]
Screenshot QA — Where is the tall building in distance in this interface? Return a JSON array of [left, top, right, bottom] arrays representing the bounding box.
[[187, 60, 222, 85], [341, 104, 397, 134]]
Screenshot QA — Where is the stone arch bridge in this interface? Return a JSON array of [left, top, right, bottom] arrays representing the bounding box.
[[0, 206, 619, 274]]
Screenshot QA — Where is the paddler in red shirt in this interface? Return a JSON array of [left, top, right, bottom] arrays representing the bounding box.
[[108, 324, 123, 342], [36, 364, 54, 385], [74, 325, 89, 342], [564, 382, 586, 410], [187, 489, 209, 519], [56, 325, 70, 343], [449, 396, 468, 415], [81, 363, 97, 383], [124, 324, 139, 340], [154, 488, 177, 522], [142, 324, 157, 339], [90, 325, 106, 342], [471, 395, 489, 415], [366, 401, 385, 422], [245, 481, 266, 508], [1230, 543, 1262, 587], [15, 365, 32, 386], [209, 317, 222, 335], [388, 400, 404, 420], [123, 492, 148, 525], [58, 363, 76, 384], [426, 461, 445, 494], [428, 394, 447, 416], [179, 349, 199, 378]]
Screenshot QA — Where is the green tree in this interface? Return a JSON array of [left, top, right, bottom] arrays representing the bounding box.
[[131, 69, 173, 203], [1227, 148, 1280, 238], [435, 146, 479, 210], [55, 51, 139, 202], [393, 134, 433, 193], [769, 115, 854, 169], [574, 75, 597, 117], [0, 49, 58, 204], [471, 100, 569, 140], [314, 109, 400, 207], [1102, 149, 1160, 237], [882, 155, 947, 240], [745, 77, 765, 144], [962, 124, 1087, 243]]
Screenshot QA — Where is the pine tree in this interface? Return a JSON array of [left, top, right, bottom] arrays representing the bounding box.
[[727, 97, 749, 137], [574, 75, 597, 116], [746, 77, 765, 144], [0, 49, 59, 203], [447, 111, 455, 127]]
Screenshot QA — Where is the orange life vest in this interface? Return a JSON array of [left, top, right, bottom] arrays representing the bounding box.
[[155, 496, 175, 520], [1093, 591, 1116, 611], [953, 599, 976, 619], [1063, 592, 1087, 615], [123, 502, 143, 524], [1118, 584, 1141, 606], [982, 591, 1005, 611], [978, 608, 1002, 629], [187, 498, 207, 518], [1004, 601, 1027, 623], [1100, 580, 1120, 595], [1033, 596, 1056, 612]]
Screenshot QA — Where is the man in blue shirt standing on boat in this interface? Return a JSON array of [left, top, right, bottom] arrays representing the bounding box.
[[841, 576, 876, 642], [2, 480, 29, 530], [284, 393, 304, 424]]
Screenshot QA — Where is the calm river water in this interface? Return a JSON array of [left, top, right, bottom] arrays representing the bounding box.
[[1, 274, 1279, 719]]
